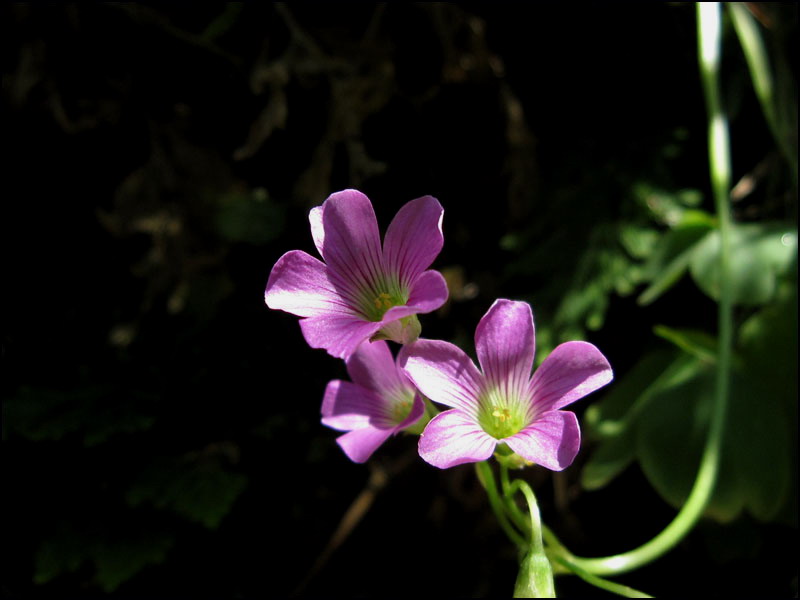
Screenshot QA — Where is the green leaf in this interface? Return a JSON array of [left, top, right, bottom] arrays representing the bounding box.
[[736, 281, 797, 523], [632, 183, 705, 225], [216, 187, 286, 245], [34, 526, 88, 585], [634, 360, 741, 520], [34, 522, 174, 592], [637, 211, 715, 306], [4, 386, 155, 446], [724, 368, 791, 522], [581, 349, 682, 490], [584, 320, 795, 524], [126, 453, 248, 529], [581, 427, 636, 491], [584, 348, 680, 437], [689, 222, 797, 306], [93, 532, 173, 592], [652, 325, 717, 363], [619, 224, 660, 260], [635, 354, 793, 523]]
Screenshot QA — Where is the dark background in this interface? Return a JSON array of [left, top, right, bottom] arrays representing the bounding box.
[[2, 3, 797, 598]]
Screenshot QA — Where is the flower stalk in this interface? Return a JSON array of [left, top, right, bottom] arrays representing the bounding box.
[[539, 2, 733, 577]]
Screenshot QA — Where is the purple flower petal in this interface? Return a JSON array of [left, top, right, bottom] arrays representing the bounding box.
[[529, 341, 613, 412], [265, 250, 352, 318], [300, 314, 383, 359], [400, 339, 483, 412], [398, 393, 426, 430], [266, 189, 449, 359], [336, 426, 395, 464], [377, 270, 448, 326], [321, 380, 378, 431], [475, 299, 535, 396], [405, 269, 449, 313], [345, 340, 409, 396], [309, 204, 325, 256], [383, 195, 444, 285], [316, 190, 384, 295], [504, 410, 581, 471], [418, 409, 497, 468]]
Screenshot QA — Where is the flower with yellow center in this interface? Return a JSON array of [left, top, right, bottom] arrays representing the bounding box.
[[265, 189, 448, 359], [321, 340, 425, 463], [401, 299, 613, 470]]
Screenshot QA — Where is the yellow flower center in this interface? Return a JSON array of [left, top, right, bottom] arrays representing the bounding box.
[[477, 388, 527, 440], [363, 286, 407, 322], [374, 293, 396, 311]]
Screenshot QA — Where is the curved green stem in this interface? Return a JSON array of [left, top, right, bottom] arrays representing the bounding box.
[[506, 478, 545, 554], [544, 3, 733, 576], [499, 465, 531, 532], [503, 471, 648, 597], [475, 461, 527, 550], [551, 556, 654, 598]]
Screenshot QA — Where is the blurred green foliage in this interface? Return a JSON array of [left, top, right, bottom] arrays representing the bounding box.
[[581, 186, 796, 526], [2, 2, 796, 597]]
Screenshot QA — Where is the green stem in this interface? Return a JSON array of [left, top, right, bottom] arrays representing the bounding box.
[[500, 464, 531, 533], [475, 461, 527, 550], [502, 472, 556, 598], [506, 478, 545, 555], [501, 471, 649, 597], [544, 3, 733, 576], [551, 556, 654, 599]]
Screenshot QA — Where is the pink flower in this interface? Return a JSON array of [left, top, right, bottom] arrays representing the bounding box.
[[401, 299, 613, 470], [265, 189, 448, 359], [321, 340, 425, 463]]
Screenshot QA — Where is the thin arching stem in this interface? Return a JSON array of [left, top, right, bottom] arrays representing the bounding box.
[[544, 2, 733, 576]]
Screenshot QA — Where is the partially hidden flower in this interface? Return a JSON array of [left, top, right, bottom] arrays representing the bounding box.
[[321, 340, 425, 463], [401, 299, 613, 470], [265, 189, 448, 359]]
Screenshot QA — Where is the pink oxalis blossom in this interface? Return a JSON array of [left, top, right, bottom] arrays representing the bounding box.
[[401, 299, 613, 470], [265, 189, 448, 359], [321, 340, 425, 463]]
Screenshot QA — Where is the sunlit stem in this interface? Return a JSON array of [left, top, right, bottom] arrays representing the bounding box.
[[475, 461, 527, 550], [497, 467, 555, 598], [498, 466, 654, 596], [550, 556, 654, 599], [544, 2, 733, 576], [500, 465, 531, 533], [506, 478, 545, 556]]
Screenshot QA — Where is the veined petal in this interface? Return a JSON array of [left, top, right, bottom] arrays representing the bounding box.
[[321, 380, 378, 431], [398, 393, 426, 430], [309, 204, 324, 257], [300, 314, 383, 359], [335, 426, 395, 464], [405, 269, 449, 314], [475, 299, 535, 397], [316, 190, 384, 299], [376, 270, 448, 331], [264, 250, 352, 318], [381, 304, 424, 324], [400, 339, 482, 412], [383, 195, 444, 285], [504, 410, 581, 471], [418, 409, 497, 468], [529, 341, 613, 412], [345, 340, 408, 396]]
